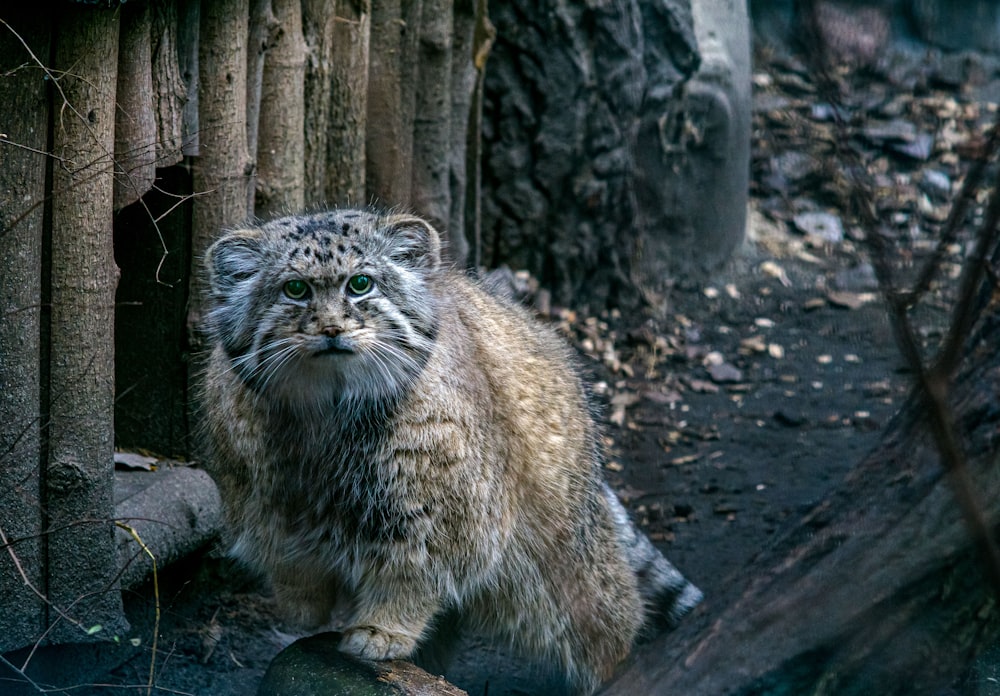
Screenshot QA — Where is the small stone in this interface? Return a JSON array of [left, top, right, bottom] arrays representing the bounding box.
[[708, 362, 743, 384], [793, 211, 844, 243], [919, 169, 952, 201]]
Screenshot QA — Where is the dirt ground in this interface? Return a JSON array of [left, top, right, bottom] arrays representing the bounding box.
[[11, 25, 1000, 696]]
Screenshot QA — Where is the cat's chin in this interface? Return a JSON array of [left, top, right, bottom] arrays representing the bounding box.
[[261, 356, 413, 412]]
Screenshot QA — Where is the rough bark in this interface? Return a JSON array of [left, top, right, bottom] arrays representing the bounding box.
[[47, 4, 128, 644], [446, 0, 476, 267], [301, 0, 338, 208], [255, 0, 306, 218], [190, 0, 253, 327], [464, 0, 492, 270], [411, 0, 454, 256], [177, 0, 200, 156], [327, 0, 370, 204], [481, 0, 699, 310], [150, 0, 186, 167], [601, 312, 1000, 695], [114, 0, 157, 210], [398, 0, 423, 197], [365, 0, 411, 205], [246, 0, 278, 211], [0, 7, 50, 654]]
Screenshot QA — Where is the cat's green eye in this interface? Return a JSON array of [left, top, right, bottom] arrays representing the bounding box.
[[283, 279, 310, 300], [347, 274, 373, 296]]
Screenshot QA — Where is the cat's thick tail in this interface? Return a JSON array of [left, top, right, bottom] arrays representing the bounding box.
[[602, 483, 703, 635]]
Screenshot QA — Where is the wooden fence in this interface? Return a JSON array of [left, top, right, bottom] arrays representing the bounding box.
[[0, 0, 489, 654]]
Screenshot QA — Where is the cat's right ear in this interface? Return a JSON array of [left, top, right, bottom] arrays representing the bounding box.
[[206, 230, 264, 295]]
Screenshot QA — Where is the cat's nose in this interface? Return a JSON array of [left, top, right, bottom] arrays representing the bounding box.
[[321, 324, 342, 337]]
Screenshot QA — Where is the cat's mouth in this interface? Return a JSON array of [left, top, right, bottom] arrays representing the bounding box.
[[314, 335, 355, 355]]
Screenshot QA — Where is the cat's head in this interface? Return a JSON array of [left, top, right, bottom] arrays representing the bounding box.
[[204, 208, 443, 409]]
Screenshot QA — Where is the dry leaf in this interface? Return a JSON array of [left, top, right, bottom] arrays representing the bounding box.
[[826, 291, 877, 309], [759, 260, 792, 287], [114, 452, 158, 471]]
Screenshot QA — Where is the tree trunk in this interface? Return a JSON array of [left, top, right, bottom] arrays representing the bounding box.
[[150, 0, 186, 168], [46, 4, 128, 644], [601, 311, 1000, 695], [190, 0, 253, 339], [411, 0, 454, 254], [0, 7, 50, 653], [446, 0, 476, 267], [255, 0, 306, 218], [398, 0, 423, 196], [114, 0, 157, 210], [302, 0, 338, 208], [365, 0, 411, 205], [178, 0, 200, 156], [327, 0, 370, 204], [246, 0, 277, 213], [463, 0, 492, 270]]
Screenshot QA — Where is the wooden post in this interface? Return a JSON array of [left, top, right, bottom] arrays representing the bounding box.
[[255, 0, 306, 218], [150, 0, 186, 168], [46, 4, 127, 644], [114, 0, 157, 210], [190, 0, 253, 338], [178, 0, 201, 156], [327, 0, 370, 204], [302, 0, 338, 208], [411, 0, 454, 252], [366, 0, 411, 204], [0, 8, 50, 653], [447, 0, 476, 267]]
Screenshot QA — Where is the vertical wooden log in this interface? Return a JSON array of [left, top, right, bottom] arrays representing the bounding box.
[[327, 0, 370, 204], [448, 0, 475, 266], [399, 0, 423, 195], [246, 0, 277, 211], [114, 0, 157, 210], [0, 8, 50, 653], [411, 0, 454, 255], [302, 0, 338, 208], [466, 0, 493, 268], [366, 0, 409, 204], [190, 0, 253, 340], [178, 0, 200, 156], [255, 0, 306, 218], [47, 4, 127, 643], [151, 0, 186, 167]]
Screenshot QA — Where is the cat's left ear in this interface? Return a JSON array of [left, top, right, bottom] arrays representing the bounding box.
[[383, 214, 442, 270]]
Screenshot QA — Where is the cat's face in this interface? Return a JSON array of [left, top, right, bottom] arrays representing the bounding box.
[[204, 209, 442, 408]]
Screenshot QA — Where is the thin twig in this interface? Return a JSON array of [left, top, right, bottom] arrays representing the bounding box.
[[116, 522, 161, 696]]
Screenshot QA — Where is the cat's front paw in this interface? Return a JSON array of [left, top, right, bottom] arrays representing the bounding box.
[[340, 625, 417, 661]]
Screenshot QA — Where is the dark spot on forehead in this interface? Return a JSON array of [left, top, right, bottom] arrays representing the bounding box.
[[342, 223, 353, 236], [337, 243, 346, 254]]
